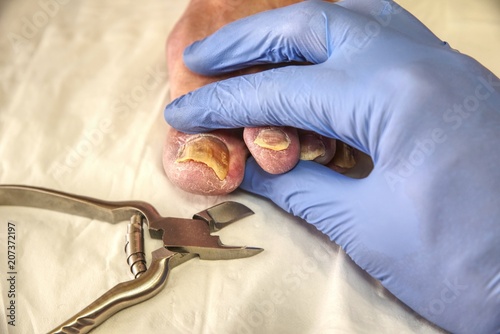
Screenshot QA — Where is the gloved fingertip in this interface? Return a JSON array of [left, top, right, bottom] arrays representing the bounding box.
[[183, 41, 202, 71], [164, 97, 206, 134], [183, 39, 222, 76], [164, 97, 182, 124]]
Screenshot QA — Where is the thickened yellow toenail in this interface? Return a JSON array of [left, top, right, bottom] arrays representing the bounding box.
[[332, 142, 356, 169], [253, 128, 290, 151], [176, 136, 229, 180], [300, 140, 326, 161]]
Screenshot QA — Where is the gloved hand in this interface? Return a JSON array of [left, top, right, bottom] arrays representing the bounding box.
[[165, 1, 500, 333]]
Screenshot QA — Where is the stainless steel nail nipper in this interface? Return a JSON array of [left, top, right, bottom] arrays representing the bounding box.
[[0, 184, 263, 334]]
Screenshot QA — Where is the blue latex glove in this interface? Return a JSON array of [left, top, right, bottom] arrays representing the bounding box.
[[165, 1, 500, 333]]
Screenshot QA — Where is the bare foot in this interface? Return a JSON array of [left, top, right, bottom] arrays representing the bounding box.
[[164, 0, 366, 195]]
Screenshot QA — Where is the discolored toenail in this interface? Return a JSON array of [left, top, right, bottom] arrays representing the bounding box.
[[176, 135, 230, 180], [300, 135, 326, 161], [331, 142, 356, 169], [253, 127, 291, 151], [298, 131, 336, 165]]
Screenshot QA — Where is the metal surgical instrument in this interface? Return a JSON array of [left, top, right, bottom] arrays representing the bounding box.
[[0, 185, 263, 333]]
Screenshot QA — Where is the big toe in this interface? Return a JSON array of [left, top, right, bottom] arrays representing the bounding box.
[[163, 126, 248, 195]]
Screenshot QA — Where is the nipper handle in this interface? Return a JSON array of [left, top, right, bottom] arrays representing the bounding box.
[[48, 248, 196, 334], [0, 184, 162, 224]]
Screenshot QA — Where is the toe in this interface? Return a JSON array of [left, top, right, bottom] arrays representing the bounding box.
[[163, 127, 248, 195], [243, 126, 300, 174]]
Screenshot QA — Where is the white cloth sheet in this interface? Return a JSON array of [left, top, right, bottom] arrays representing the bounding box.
[[0, 0, 498, 333]]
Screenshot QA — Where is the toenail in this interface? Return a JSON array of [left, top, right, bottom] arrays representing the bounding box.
[[300, 135, 326, 161], [331, 142, 356, 169], [253, 128, 290, 151], [175, 135, 230, 180]]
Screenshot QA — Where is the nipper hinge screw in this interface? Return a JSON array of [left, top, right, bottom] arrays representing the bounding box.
[[125, 214, 147, 278]]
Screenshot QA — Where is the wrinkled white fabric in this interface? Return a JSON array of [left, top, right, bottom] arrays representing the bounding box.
[[0, 0, 498, 333]]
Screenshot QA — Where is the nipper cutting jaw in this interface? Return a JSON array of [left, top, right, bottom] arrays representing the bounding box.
[[0, 185, 263, 334], [154, 201, 262, 260]]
